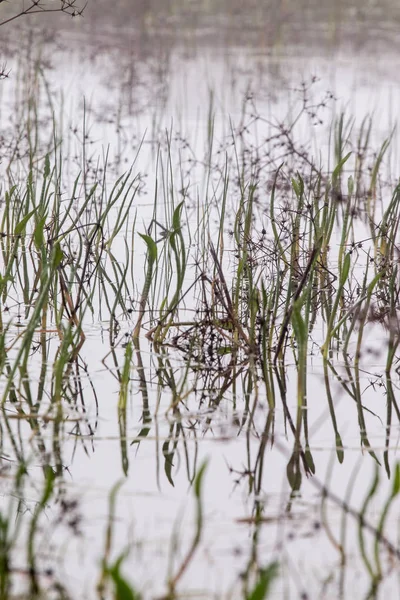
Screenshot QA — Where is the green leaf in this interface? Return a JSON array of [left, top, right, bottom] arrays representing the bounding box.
[[42, 465, 56, 504], [332, 151, 352, 181], [392, 463, 400, 496], [14, 208, 36, 235], [291, 301, 306, 347], [367, 271, 385, 296], [34, 213, 48, 250], [286, 453, 302, 491], [194, 460, 208, 498], [291, 178, 301, 199], [162, 441, 175, 487], [336, 433, 344, 463], [138, 233, 157, 262], [246, 562, 279, 600], [0, 274, 13, 286], [305, 448, 315, 474], [52, 242, 64, 268], [291, 174, 304, 199], [108, 555, 140, 600], [340, 252, 351, 286], [172, 200, 184, 232]]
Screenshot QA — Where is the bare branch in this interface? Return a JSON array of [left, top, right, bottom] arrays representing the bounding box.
[[0, 0, 86, 28]]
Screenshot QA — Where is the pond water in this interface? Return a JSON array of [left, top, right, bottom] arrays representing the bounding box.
[[1, 3, 400, 600]]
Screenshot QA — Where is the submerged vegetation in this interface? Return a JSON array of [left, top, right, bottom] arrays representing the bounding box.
[[0, 8, 399, 598]]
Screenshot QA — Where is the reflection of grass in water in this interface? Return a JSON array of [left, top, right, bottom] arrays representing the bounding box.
[[85, 0, 400, 51]]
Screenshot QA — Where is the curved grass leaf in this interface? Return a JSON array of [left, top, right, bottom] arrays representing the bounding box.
[[247, 562, 279, 600], [14, 208, 36, 235]]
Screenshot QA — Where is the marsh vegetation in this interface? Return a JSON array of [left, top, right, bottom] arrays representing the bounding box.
[[0, 2, 399, 600]]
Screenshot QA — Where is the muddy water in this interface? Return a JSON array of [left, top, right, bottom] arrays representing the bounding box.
[[1, 4, 400, 600]]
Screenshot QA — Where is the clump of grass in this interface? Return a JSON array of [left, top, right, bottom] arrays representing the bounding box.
[[141, 82, 400, 494]]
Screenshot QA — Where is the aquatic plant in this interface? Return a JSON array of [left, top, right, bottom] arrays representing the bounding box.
[[0, 41, 399, 598]]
